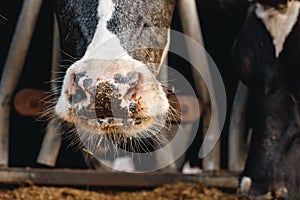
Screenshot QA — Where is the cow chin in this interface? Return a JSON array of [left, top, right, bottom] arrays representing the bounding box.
[[55, 58, 170, 141]]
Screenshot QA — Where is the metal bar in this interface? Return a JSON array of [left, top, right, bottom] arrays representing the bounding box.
[[50, 14, 60, 90], [177, 0, 220, 170], [228, 81, 249, 172], [36, 119, 62, 167], [0, 0, 43, 167], [0, 168, 239, 188], [170, 123, 194, 171], [37, 14, 62, 167], [158, 54, 168, 87]]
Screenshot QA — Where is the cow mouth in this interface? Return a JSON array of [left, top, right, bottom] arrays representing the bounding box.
[[55, 59, 171, 153], [66, 74, 169, 137], [74, 115, 152, 132], [67, 84, 170, 152], [71, 112, 170, 154], [73, 115, 168, 153], [69, 99, 167, 138]]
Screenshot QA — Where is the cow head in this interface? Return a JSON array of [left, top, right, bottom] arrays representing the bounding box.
[[55, 58, 169, 138], [53, 0, 175, 152]]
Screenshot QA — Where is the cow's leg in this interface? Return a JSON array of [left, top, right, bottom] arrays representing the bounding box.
[[239, 89, 300, 199]]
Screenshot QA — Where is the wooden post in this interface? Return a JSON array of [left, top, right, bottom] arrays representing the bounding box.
[[37, 119, 62, 167], [37, 14, 62, 167], [0, 0, 43, 167], [177, 0, 220, 170], [228, 81, 249, 172]]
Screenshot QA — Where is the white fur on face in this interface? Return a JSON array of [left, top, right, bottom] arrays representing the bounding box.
[[255, 1, 300, 57], [82, 0, 130, 60], [55, 0, 170, 137]]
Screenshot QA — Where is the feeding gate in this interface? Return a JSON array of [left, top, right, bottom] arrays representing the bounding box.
[[0, 0, 244, 189]]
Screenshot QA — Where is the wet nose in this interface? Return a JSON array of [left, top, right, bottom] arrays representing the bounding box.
[[67, 70, 141, 118], [95, 82, 128, 119], [95, 71, 141, 119]]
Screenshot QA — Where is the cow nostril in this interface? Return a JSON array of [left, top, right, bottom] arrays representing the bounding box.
[[114, 71, 139, 86], [70, 73, 76, 85], [69, 73, 76, 93], [129, 102, 138, 114], [69, 72, 87, 89], [114, 72, 142, 100], [68, 73, 88, 104]]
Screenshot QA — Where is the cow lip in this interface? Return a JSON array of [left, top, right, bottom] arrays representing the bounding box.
[[73, 115, 151, 131]]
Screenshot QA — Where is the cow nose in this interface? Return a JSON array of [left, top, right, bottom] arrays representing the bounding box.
[[68, 73, 88, 105], [113, 71, 140, 99], [94, 71, 141, 119]]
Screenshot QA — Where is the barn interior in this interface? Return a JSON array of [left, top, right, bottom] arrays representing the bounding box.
[[2, 0, 292, 199]]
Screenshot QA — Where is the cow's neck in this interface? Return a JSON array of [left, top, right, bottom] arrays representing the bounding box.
[[255, 1, 300, 57], [82, 0, 126, 60], [82, 0, 175, 74]]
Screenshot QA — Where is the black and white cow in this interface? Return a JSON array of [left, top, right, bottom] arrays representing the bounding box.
[[233, 0, 300, 198], [53, 0, 176, 169]]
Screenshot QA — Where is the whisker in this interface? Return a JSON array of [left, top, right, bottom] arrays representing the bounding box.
[[59, 49, 78, 61], [0, 15, 7, 24]]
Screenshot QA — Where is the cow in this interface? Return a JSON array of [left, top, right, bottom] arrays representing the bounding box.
[[53, 0, 176, 170], [233, 0, 300, 199]]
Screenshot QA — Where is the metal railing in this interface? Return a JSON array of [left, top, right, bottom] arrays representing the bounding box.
[[0, 0, 247, 187]]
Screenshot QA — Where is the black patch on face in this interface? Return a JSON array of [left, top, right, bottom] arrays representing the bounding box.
[[114, 72, 139, 85], [106, 0, 175, 73], [69, 88, 87, 104], [74, 72, 86, 84], [54, 0, 99, 59]]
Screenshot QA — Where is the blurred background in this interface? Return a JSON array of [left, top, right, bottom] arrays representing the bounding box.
[[0, 0, 249, 170]]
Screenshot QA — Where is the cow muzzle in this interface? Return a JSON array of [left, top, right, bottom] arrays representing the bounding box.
[[55, 58, 169, 136]]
